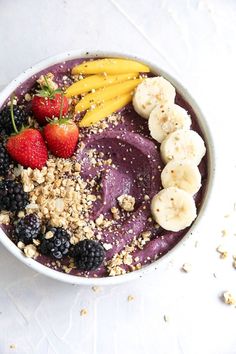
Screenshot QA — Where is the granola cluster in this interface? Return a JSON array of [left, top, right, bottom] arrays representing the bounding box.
[[118, 194, 136, 212], [11, 148, 127, 253], [21, 159, 91, 221], [106, 229, 151, 276]]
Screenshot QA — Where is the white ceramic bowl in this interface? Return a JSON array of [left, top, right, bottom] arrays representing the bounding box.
[[0, 51, 215, 285]]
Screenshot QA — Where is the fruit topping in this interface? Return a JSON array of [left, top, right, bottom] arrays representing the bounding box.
[[0, 180, 29, 212], [148, 103, 191, 143], [160, 129, 206, 165], [133, 77, 176, 118], [0, 142, 12, 176], [14, 213, 41, 245], [40, 227, 71, 260], [73, 239, 105, 271], [79, 93, 132, 127], [75, 78, 142, 113], [32, 75, 69, 125], [6, 95, 48, 169], [151, 187, 197, 232], [43, 96, 79, 158], [7, 128, 48, 169], [65, 73, 138, 97], [161, 160, 202, 195], [66, 59, 150, 127], [0, 104, 28, 135], [72, 58, 150, 75]]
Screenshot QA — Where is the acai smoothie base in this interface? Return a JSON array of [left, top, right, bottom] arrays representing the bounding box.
[[0, 57, 207, 278]]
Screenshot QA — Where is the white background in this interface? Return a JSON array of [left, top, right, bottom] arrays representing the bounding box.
[[0, 1, 236, 353]]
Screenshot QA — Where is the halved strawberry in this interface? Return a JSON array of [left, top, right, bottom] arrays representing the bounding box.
[[43, 119, 79, 158], [32, 76, 69, 125]]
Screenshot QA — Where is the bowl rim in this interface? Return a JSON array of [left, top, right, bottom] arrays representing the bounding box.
[[0, 50, 215, 285]]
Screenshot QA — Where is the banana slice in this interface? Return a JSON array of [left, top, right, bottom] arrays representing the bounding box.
[[160, 129, 206, 165], [148, 103, 191, 143], [161, 160, 201, 195], [133, 77, 176, 119], [151, 187, 197, 232]]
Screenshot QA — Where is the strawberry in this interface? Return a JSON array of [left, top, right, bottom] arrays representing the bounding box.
[[7, 129, 48, 169], [44, 119, 79, 158], [6, 96, 48, 169], [32, 76, 69, 125]]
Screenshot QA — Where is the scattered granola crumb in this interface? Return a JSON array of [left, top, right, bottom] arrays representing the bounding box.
[[95, 214, 104, 226], [233, 260, 236, 269], [0, 211, 10, 225], [37, 72, 58, 90], [80, 308, 88, 316], [111, 207, 120, 220], [45, 231, 54, 239], [117, 194, 135, 212], [17, 241, 25, 250], [216, 245, 228, 259], [137, 231, 151, 249], [17, 211, 25, 218], [70, 235, 79, 245], [224, 214, 230, 218], [62, 265, 72, 274], [103, 243, 112, 251], [7, 97, 17, 106], [181, 263, 192, 273], [221, 229, 227, 237], [24, 93, 32, 102], [23, 244, 37, 258], [74, 162, 81, 172], [223, 291, 236, 305], [9, 344, 16, 349], [123, 253, 133, 265], [163, 315, 170, 322], [33, 239, 40, 246], [127, 295, 135, 302], [92, 286, 101, 293]]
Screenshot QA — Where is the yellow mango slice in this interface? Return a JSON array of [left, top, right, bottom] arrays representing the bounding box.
[[75, 78, 142, 112], [65, 72, 138, 98], [72, 58, 150, 75], [79, 93, 132, 127]]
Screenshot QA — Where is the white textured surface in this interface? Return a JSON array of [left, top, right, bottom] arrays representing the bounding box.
[[0, 1, 236, 353]]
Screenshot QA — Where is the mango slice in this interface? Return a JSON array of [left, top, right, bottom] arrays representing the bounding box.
[[75, 78, 142, 112], [72, 58, 150, 75], [65, 72, 138, 98], [79, 93, 132, 127]]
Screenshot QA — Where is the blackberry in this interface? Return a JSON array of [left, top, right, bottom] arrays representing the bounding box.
[[40, 227, 71, 260], [14, 213, 41, 245], [0, 105, 28, 135], [0, 180, 29, 212], [0, 143, 12, 176], [74, 239, 105, 271]]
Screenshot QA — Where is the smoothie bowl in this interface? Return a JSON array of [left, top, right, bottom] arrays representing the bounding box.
[[0, 51, 214, 285]]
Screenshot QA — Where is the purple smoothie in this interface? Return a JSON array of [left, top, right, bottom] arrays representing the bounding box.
[[0, 58, 208, 278]]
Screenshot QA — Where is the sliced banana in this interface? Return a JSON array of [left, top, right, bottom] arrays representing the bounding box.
[[160, 129, 206, 165], [151, 187, 197, 232], [148, 103, 191, 143], [133, 77, 176, 119], [161, 160, 201, 195]]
